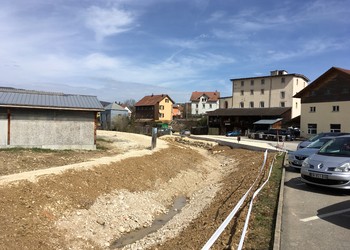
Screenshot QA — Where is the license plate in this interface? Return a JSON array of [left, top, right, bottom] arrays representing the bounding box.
[[310, 173, 328, 179]]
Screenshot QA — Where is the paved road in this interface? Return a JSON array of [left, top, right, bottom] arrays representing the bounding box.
[[281, 165, 350, 249]]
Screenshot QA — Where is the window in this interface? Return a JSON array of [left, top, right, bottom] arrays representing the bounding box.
[[209, 104, 212, 108], [159, 105, 164, 110], [240, 102, 244, 108], [332, 105, 339, 112], [260, 101, 265, 108], [224, 101, 228, 109], [250, 89, 254, 95], [202, 104, 205, 108], [250, 80, 254, 86], [159, 113, 164, 118], [196, 104, 198, 108], [196, 110, 198, 114], [260, 89, 264, 95], [249, 102, 254, 108], [165, 98, 169, 103], [241, 81, 244, 86], [310, 106, 316, 112], [280, 102, 285, 107], [308, 124, 317, 134], [281, 77, 285, 83], [241, 90, 244, 96], [280, 91, 285, 99], [330, 124, 341, 132], [202, 97, 207, 102], [261, 79, 265, 84], [295, 102, 298, 109]]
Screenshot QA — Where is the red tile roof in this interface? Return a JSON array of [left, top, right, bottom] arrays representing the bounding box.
[[135, 94, 174, 106], [190, 91, 220, 102]]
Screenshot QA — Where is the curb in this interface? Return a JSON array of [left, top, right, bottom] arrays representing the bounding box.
[[273, 153, 287, 250]]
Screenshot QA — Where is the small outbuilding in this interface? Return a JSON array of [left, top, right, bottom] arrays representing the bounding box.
[[0, 87, 104, 150], [100, 102, 129, 130]]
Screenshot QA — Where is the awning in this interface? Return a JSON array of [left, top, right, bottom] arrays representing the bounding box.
[[253, 118, 283, 125]]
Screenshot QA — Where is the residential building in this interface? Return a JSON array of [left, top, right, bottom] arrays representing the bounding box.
[[100, 102, 129, 130], [231, 70, 309, 118], [0, 87, 103, 150], [219, 96, 233, 109], [135, 94, 174, 124], [190, 91, 220, 115], [294, 67, 350, 138], [172, 104, 184, 119]]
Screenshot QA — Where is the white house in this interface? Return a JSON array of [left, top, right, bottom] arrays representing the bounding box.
[[190, 91, 220, 115]]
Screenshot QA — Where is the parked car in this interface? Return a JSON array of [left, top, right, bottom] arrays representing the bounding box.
[[226, 130, 241, 137], [265, 128, 294, 141], [300, 135, 350, 189], [288, 136, 335, 169], [297, 132, 350, 150], [180, 130, 191, 137]]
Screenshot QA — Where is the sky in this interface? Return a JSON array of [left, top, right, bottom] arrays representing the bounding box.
[[1, 0, 350, 103]]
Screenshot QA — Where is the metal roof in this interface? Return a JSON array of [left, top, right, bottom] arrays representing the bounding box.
[[0, 87, 104, 111], [253, 118, 283, 125]]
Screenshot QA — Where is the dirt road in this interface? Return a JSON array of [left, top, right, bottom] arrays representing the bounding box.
[[0, 131, 273, 249]]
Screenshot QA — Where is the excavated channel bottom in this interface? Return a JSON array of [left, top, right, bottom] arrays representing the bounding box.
[[110, 196, 187, 249]]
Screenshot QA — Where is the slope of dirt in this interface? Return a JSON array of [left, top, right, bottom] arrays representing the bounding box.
[[0, 131, 273, 249]]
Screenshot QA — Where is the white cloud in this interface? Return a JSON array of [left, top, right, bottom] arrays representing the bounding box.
[[85, 6, 136, 40]]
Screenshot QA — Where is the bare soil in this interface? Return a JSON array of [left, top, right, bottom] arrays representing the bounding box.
[[0, 131, 274, 250]]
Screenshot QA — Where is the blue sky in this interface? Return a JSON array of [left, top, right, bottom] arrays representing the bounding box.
[[1, 0, 350, 103]]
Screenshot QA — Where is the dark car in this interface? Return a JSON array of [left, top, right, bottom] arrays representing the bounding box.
[[297, 132, 350, 150], [266, 129, 294, 141]]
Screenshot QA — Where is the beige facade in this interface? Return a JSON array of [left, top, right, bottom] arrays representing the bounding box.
[[300, 101, 350, 138], [219, 96, 233, 109], [231, 70, 308, 118], [159, 97, 173, 122]]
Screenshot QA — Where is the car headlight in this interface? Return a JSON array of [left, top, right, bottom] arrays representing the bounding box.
[[302, 157, 310, 168], [334, 162, 350, 172]]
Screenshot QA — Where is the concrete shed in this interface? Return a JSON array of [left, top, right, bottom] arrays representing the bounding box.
[[0, 87, 104, 150]]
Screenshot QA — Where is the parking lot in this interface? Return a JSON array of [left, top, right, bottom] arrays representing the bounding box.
[[281, 165, 350, 249], [191, 135, 350, 249]]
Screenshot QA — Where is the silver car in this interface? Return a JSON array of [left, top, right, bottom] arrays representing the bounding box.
[[301, 135, 350, 189], [297, 132, 350, 150], [288, 136, 335, 169]]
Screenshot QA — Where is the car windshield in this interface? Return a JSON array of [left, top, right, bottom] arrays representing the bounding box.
[[306, 138, 332, 149], [318, 137, 350, 157], [308, 134, 323, 142]]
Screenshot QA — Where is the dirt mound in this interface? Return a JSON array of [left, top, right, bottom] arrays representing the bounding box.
[[0, 131, 272, 249]]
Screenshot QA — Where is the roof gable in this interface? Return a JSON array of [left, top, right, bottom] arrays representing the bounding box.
[[294, 67, 350, 102], [190, 91, 220, 102], [135, 94, 174, 106], [104, 102, 127, 111]]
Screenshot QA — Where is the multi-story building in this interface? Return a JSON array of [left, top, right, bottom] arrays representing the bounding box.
[[294, 67, 350, 138], [190, 91, 220, 115], [135, 94, 174, 124], [231, 70, 309, 118]]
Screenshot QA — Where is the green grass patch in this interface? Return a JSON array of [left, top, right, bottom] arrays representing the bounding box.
[[245, 153, 284, 249]]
